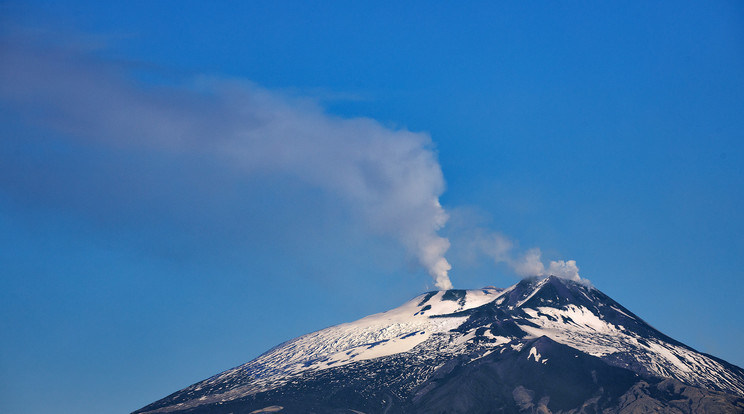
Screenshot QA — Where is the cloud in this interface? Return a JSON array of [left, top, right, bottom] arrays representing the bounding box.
[[0, 32, 453, 289]]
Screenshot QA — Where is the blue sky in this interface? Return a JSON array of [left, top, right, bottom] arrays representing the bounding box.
[[1, 1, 743, 413]]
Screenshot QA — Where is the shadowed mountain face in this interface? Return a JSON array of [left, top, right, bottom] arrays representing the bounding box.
[[134, 276, 744, 414]]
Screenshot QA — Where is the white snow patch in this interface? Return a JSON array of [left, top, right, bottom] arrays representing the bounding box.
[[610, 306, 634, 319], [528, 346, 542, 363], [250, 406, 283, 413], [644, 341, 692, 373], [515, 304, 744, 395], [482, 331, 510, 345], [236, 288, 508, 380]]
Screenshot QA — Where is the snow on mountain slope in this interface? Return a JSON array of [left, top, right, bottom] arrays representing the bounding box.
[[217, 287, 505, 383], [135, 276, 744, 414]]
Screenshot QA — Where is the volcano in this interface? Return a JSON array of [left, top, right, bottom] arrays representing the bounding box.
[[134, 276, 744, 413]]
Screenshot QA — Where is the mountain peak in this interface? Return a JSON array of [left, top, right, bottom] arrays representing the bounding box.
[[497, 274, 589, 310], [134, 277, 744, 414]]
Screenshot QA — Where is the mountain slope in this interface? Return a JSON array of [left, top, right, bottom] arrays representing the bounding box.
[[134, 276, 744, 414]]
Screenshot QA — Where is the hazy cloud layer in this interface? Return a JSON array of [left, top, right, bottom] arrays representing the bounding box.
[[0, 33, 453, 288]]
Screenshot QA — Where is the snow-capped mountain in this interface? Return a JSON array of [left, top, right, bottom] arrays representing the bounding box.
[[135, 276, 744, 413]]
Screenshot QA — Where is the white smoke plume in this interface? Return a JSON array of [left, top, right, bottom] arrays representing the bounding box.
[[512, 248, 581, 281], [470, 232, 584, 282], [547, 259, 581, 282], [0, 33, 454, 289], [513, 248, 547, 278]]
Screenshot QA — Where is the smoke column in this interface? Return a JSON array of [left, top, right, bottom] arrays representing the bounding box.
[[0, 33, 454, 289], [1, 31, 586, 290]]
